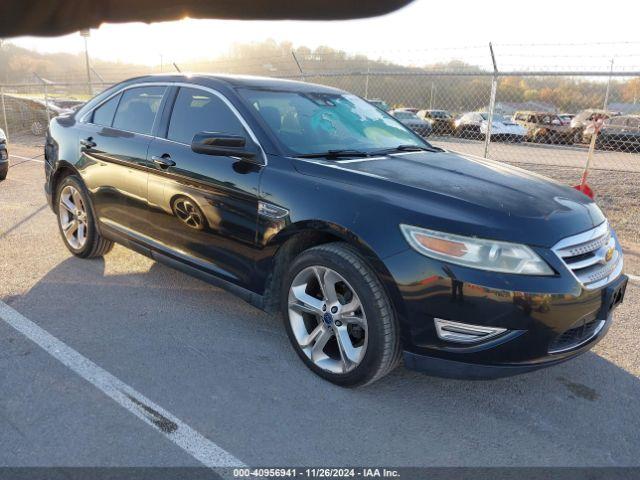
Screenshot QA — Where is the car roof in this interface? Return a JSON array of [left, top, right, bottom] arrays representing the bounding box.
[[125, 73, 346, 94]]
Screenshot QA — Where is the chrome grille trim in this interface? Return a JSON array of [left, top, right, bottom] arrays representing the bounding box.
[[552, 221, 623, 290]]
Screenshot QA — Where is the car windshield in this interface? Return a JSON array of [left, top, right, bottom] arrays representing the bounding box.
[[431, 111, 451, 119], [239, 89, 427, 156]]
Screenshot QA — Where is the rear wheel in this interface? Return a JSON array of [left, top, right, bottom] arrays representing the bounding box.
[[56, 175, 113, 258], [0, 162, 7, 181], [282, 243, 401, 387]]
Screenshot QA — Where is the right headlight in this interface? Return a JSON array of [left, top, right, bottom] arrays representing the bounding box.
[[400, 225, 554, 275]]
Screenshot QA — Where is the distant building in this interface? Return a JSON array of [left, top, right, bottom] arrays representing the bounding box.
[[607, 103, 640, 115], [489, 101, 556, 117]]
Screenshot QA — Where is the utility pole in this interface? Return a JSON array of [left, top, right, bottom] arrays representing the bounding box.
[[603, 58, 614, 110], [80, 29, 92, 95], [364, 63, 370, 99]]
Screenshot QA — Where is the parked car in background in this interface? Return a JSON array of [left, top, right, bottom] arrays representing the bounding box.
[[513, 111, 574, 144], [389, 109, 432, 137], [366, 98, 390, 112], [417, 109, 455, 135], [1, 94, 73, 136], [483, 114, 526, 142], [53, 99, 86, 110], [0, 128, 8, 180], [454, 112, 484, 139], [558, 113, 575, 125], [595, 115, 640, 152], [454, 112, 525, 141], [44, 74, 627, 386], [570, 109, 619, 143]]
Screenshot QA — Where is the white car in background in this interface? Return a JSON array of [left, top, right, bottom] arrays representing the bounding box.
[[455, 112, 526, 142]]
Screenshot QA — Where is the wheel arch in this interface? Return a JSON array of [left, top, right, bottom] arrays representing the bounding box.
[[261, 220, 407, 326], [50, 161, 82, 213]]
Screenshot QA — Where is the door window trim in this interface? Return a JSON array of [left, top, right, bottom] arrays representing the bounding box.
[[80, 81, 267, 165]]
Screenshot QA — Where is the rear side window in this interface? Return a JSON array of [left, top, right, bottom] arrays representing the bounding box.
[[167, 87, 245, 145], [92, 94, 121, 126], [112, 86, 166, 135]]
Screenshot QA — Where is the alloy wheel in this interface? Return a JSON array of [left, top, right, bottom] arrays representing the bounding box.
[[58, 185, 88, 250], [288, 266, 368, 374]]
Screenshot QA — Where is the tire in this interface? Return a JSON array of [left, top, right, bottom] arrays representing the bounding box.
[[282, 242, 401, 387], [0, 163, 7, 181], [31, 120, 45, 136], [56, 175, 114, 258]]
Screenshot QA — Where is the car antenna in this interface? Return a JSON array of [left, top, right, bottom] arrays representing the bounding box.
[[173, 62, 182, 73]]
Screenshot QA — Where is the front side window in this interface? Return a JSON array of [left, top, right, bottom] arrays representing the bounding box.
[[112, 86, 166, 135], [239, 89, 426, 155], [92, 93, 121, 126], [167, 87, 245, 145]]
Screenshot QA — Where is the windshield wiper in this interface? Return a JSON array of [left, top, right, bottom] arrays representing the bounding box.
[[376, 144, 444, 154], [296, 149, 372, 159]]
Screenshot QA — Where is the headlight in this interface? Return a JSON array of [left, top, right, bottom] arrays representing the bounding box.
[[400, 225, 554, 275]]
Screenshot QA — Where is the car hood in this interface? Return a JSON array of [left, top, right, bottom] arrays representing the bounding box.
[[293, 150, 605, 247]]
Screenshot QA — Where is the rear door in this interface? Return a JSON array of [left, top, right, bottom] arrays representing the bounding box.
[[78, 85, 167, 233], [145, 85, 263, 289]]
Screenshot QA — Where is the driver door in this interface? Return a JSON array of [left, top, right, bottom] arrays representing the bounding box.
[[145, 86, 263, 289]]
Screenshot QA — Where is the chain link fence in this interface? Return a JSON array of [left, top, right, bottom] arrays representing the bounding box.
[[1, 67, 639, 250]]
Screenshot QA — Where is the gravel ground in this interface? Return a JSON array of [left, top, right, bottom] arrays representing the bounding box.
[[0, 143, 638, 468]]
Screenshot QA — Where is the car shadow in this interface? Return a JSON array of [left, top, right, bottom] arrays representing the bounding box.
[[8, 253, 640, 467]]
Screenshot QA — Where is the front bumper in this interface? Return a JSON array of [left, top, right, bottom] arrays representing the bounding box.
[[383, 244, 627, 379]]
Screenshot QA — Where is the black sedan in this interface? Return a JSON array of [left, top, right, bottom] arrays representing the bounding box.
[[596, 115, 640, 152], [44, 74, 626, 386]]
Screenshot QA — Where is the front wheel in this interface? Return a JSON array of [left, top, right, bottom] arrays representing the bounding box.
[[282, 243, 401, 387], [56, 175, 114, 258]]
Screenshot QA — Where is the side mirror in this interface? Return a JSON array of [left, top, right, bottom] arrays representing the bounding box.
[[191, 131, 262, 162]]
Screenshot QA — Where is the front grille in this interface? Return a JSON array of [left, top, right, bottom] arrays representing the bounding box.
[[549, 317, 604, 354], [552, 222, 622, 290]]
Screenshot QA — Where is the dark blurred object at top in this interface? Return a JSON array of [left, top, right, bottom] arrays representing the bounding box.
[[0, 0, 414, 37]]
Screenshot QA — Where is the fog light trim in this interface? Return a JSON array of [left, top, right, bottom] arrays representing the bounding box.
[[434, 318, 507, 344]]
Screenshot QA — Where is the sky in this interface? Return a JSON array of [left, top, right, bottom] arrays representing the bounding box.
[[8, 0, 640, 72]]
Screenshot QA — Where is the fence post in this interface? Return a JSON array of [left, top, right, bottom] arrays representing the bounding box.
[[43, 82, 51, 125], [1, 87, 9, 142], [364, 64, 370, 99], [484, 43, 498, 159]]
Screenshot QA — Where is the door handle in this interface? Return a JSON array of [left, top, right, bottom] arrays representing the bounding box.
[[152, 154, 176, 168], [80, 137, 96, 148]]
